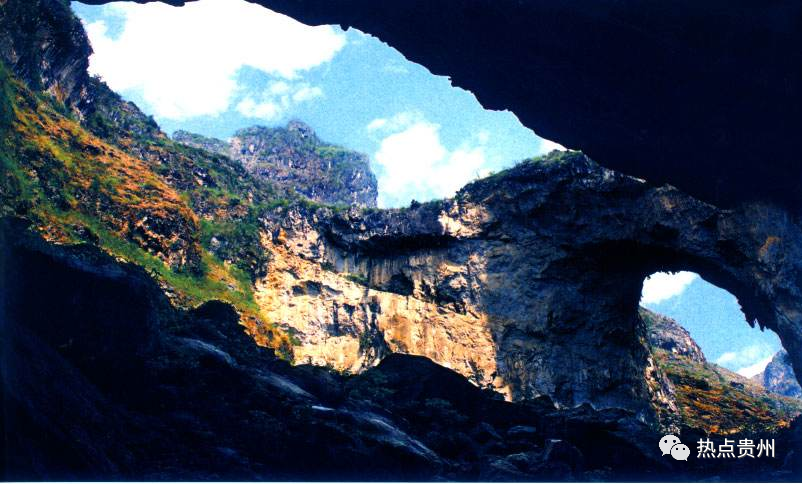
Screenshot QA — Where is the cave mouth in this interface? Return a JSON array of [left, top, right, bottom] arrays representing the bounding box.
[[640, 271, 802, 434], [70, 0, 567, 210]]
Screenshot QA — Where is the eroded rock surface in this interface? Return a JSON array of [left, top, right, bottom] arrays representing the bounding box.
[[5, 221, 801, 480], [643, 309, 802, 434], [175, 122, 378, 208], [80, 0, 802, 212], [643, 308, 705, 363], [4, 0, 802, 446], [758, 350, 802, 399], [255, 151, 802, 419]]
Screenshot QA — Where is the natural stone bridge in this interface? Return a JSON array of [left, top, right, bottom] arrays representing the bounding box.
[[260, 152, 802, 415]]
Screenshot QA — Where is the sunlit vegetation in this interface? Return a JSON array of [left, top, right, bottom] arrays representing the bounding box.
[[0, 62, 299, 358], [653, 349, 802, 435], [344, 272, 370, 286], [457, 149, 581, 199]]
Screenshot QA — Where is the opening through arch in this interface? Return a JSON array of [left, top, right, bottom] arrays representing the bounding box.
[[640, 271, 802, 434]]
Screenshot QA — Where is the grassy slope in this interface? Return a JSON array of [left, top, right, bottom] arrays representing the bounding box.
[[0, 63, 296, 357], [653, 348, 802, 435]]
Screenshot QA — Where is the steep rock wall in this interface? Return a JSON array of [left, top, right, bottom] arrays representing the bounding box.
[[175, 122, 378, 208], [642, 308, 706, 363], [255, 152, 802, 417], [758, 350, 802, 399]]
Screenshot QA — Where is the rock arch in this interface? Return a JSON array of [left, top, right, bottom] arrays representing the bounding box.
[[40, 0, 802, 415], [267, 152, 802, 416]]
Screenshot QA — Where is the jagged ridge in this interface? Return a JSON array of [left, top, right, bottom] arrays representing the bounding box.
[[4, 219, 800, 481], [174, 121, 378, 208], [3, 0, 802, 447], [755, 350, 802, 399]]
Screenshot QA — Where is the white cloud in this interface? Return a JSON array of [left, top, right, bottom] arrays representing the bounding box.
[[268, 81, 291, 95], [236, 81, 324, 120], [370, 113, 488, 207], [715, 344, 777, 377], [84, 0, 345, 119], [716, 351, 738, 365], [367, 111, 425, 134], [292, 85, 323, 102], [641, 271, 699, 305], [736, 355, 774, 378], [236, 98, 280, 119], [366, 118, 387, 132]]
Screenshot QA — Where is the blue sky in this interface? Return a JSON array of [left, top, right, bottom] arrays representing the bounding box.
[[642, 272, 782, 377], [71, 1, 784, 377], [72, 0, 562, 208]]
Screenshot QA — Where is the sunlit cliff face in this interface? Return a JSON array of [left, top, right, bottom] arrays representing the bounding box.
[[253, 204, 506, 393], [239, 151, 802, 422]]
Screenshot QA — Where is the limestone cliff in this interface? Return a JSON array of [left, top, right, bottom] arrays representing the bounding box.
[[148, 0, 802, 212], [0, 0, 90, 106], [11, 218, 801, 481], [254, 151, 802, 418], [174, 122, 378, 208], [756, 350, 802, 399], [642, 308, 802, 434], [642, 308, 705, 363]]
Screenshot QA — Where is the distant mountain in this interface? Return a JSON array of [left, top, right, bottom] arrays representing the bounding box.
[[754, 350, 802, 399], [174, 122, 378, 208], [171, 130, 230, 157], [642, 308, 705, 363], [642, 308, 802, 434]]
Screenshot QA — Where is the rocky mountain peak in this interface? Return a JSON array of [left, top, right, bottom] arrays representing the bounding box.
[[286, 119, 315, 138], [641, 307, 706, 363], [5, 0, 802, 479], [0, 0, 91, 105], [755, 350, 802, 399], [174, 123, 378, 208], [172, 130, 229, 157]]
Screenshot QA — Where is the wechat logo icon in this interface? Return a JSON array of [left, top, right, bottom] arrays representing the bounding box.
[[659, 434, 689, 461]]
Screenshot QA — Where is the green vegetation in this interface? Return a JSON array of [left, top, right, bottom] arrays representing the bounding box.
[[0, 63, 13, 134], [229, 122, 376, 206], [64, 209, 257, 312], [653, 349, 802, 435], [0, 61, 298, 358], [82, 77, 161, 145], [458, 149, 583, 196], [198, 204, 270, 281], [345, 272, 369, 286]]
